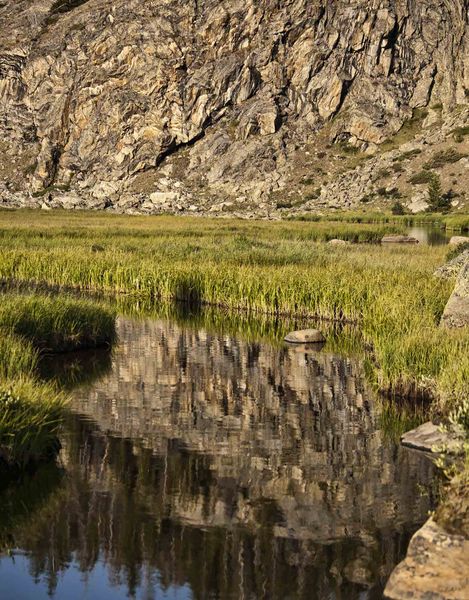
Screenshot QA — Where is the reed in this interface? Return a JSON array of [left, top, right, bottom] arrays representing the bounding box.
[[0, 292, 117, 471], [0, 379, 63, 471], [0, 211, 467, 415], [0, 294, 117, 352]]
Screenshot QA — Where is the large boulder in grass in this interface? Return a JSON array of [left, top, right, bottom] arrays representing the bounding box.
[[434, 249, 469, 280], [441, 261, 469, 328], [449, 236, 469, 246], [284, 329, 325, 344], [381, 235, 419, 244]]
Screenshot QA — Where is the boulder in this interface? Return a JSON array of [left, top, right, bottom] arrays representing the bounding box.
[[384, 518, 469, 600], [407, 191, 429, 214], [401, 421, 464, 454], [327, 239, 350, 246], [434, 250, 469, 280], [449, 236, 469, 246], [441, 262, 469, 328], [382, 235, 419, 244], [284, 329, 326, 344]]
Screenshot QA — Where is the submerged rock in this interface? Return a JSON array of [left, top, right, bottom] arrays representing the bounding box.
[[384, 518, 469, 600], [381, 235, 419, 244], [441, 262, 469, 328], [401, 422, 464, 454], [284, 329, 326, 344]]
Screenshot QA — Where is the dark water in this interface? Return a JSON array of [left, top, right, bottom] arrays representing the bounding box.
[[0, 317, 438, 600], [406, 226, 451, 245]]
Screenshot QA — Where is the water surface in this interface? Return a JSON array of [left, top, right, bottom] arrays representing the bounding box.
[[0, 316, 438, 599]]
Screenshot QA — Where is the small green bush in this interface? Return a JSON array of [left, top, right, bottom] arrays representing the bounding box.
[[427, 174, 451, 213], [423, 149, 466, 169], [391, 201, 406, 215], [409, 171, 434, 185]]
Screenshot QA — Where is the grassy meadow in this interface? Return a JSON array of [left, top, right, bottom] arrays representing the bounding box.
[[0, 290, 116, 473], [0, 210, 467, 418]]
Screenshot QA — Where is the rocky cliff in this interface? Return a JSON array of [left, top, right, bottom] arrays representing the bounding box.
[[1, 0, 468, 215]]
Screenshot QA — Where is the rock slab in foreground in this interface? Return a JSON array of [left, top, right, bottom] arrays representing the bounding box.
[[284, 330, 325, 344], [401, 422, 464, 454], [434, 250, 469, 280], [382, 235, 419, 244], [384, 518, 469, 600], [441, 262, 469, 328], [449, 236, 469, 246]]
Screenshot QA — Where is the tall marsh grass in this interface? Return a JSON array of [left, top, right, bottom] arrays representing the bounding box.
[[0, 211, 467, 413], [0, 291, 117, 471], [0, 295, 117, 352]]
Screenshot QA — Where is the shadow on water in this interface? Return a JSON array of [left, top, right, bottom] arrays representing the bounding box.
[[0, 315, 441, 600]]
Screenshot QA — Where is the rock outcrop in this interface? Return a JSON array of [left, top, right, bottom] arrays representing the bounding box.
[[0, 0, 468, 214], [441, 261, 469, 328], [384, 518, 469, 600]]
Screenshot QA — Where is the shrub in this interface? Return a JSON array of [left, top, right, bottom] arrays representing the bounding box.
[[424, 149, 466, 169], [427, 174, 451, 213], [391, 201, 406, 215], [377, 169, 391, 179], [409, 171, 434, 185], [451, 126, 469, 143], [394, 149, 422, 162], [392, 162, 405, 173]]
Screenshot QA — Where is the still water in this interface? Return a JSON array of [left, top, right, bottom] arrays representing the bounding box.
[[0, 316, 438, 600]]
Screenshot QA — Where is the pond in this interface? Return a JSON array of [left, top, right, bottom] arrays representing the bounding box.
[[0, 315, 439, 599], [406, 226, 451, 245]]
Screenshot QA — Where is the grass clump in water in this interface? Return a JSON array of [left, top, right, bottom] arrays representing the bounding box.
[[0, 293, 116, 472], [0, 381, 63, 473], [0, 294, 117, 352]]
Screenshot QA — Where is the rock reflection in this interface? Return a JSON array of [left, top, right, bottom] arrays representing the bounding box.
[[0, 317, 438, 599]]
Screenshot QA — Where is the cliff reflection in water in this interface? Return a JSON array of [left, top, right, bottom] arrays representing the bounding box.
[[1, 317, 437, 599]]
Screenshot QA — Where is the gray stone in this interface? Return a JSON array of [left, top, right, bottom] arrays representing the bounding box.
[[441, 262, 469, 328], [0, 0, 468, 214], [449, 236, 469, 246], [285, 329, 326, 344], [434, 250, 469, 280], [384, 518, 469, 600], [382, 235, 420, 244], [401, 421, 464, 454], [327, 239, 350, 246]]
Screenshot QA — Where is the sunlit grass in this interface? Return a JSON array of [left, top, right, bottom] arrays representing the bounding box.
[[0, 294, 117, 352], [0, 211, 467, 415]]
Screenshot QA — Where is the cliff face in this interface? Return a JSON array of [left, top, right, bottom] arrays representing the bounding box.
[[0, 0, 468, 214]]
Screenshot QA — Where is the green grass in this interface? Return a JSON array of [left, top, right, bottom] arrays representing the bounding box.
[[0, 210, 467, 415], [0, 291, 117, 472], [290, 211, 469, 232], [0, 295, 117, 352], [0, 381, 63, 471]]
